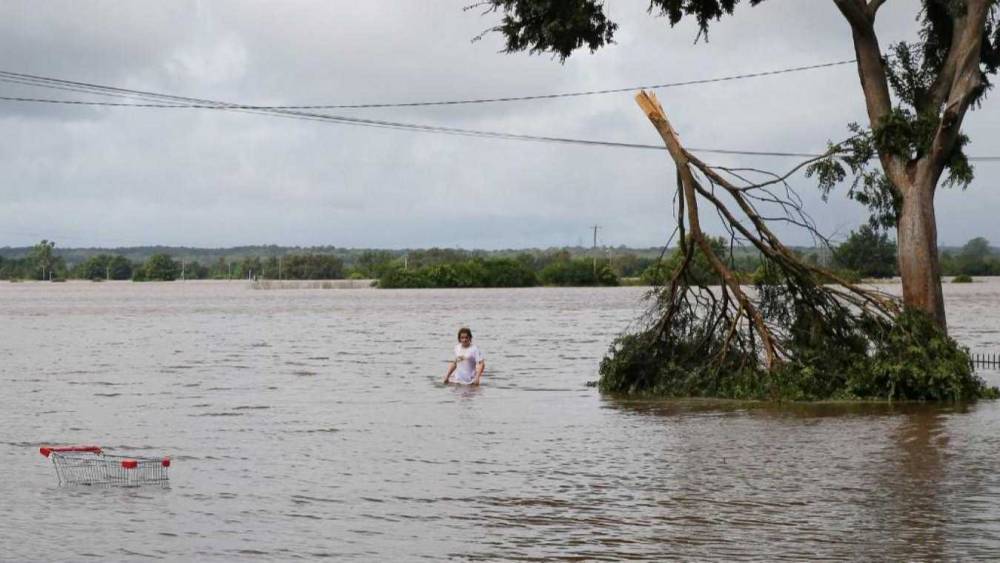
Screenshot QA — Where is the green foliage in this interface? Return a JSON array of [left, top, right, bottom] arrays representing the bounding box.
[[237, 256, 262, 280], [378, 267, 431, 289], [599, 308, 997, 402], [952, 274, 974, 283], [806, 126, 903, 230], [482, 0, 766, 61], [282, 254, 345, 279], [29, 239, 62, 280], [140, 254, 180, 281], [641, 236, 727, 286], [482, 258, 538, 287], [352, 250, 395, 278], [539, 258, 618, 286], [406, 248, 477, 269], [834, 226, 898, 278], [609, 253, 655, 277], [845, 310, 997, 401], [73, 254, 134, 280], [940, 237, 1000, 276], [378, 258, 537, 289]]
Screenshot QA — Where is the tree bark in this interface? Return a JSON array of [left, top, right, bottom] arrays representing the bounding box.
[[896, 178, 946, 330]]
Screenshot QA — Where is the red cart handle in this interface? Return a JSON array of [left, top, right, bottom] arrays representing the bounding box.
[[39, 445, 102, 457]]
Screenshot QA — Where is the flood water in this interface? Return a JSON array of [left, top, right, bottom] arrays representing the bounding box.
[[2, 280, 1000, 561]]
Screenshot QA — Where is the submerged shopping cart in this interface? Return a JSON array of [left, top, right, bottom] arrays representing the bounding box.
[[40, 445, 171, 487]]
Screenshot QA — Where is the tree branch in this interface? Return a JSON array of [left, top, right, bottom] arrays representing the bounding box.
[[920, 0, 989, 191], [832, 0, 908, 192], [866, 0, 889, 18]]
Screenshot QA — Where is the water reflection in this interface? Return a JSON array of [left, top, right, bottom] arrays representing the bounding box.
[[598, 398, 1000, 559]]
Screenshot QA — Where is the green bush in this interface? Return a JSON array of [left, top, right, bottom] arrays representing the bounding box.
[[378, 267, 431, 288], [952, 274, 973, 283], [138, 254, 179, 281], [539, 259, 618, 286], [377, 258, 537, 288]]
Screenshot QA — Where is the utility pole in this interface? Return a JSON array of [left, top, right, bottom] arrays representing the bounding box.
[[106, 264, 110, 281], [278, 256, 282, 280], [591, 225, 600, 277], [181, 261, 186, 281]]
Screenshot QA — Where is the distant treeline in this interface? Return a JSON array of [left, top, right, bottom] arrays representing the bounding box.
[[378, 254, 620, 288], [2, 232, 999, 285]]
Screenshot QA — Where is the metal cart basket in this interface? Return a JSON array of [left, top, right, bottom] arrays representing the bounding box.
[[40, 445, 171, 487]]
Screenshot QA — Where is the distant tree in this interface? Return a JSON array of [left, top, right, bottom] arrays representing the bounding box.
[[237, 256, 262, 280], [834, 226, 898, 278], [107, 255, 132, 280], [955, 236, 995, 275], [408, 248, 475, 268], [185, 261, 209, 279], [533, 249, 572, 271], [209, 256, 232, 279], [141, 254, 180, 281], [353, 250, 396, 278], [263, 256, 280, 279], [283, 254, 345, 279], [482, 258, 537, 287], [610, 253, 654, 278], [74, 254, 112, 280], [30, 239, 56, 280], [540, 258, 618, 286], [641, 236, 727, 285]]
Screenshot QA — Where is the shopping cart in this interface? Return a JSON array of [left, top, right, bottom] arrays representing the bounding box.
[[40, 445, 171, 487]]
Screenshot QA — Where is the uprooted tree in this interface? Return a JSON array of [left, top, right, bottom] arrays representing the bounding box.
[[479, 0, 1000, 333], [594, 92, 994, 400]]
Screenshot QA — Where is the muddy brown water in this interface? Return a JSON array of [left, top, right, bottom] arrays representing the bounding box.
[[2, 280, 999, 560]]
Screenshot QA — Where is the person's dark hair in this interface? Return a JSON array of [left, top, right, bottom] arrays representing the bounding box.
[[457, 327, 472, 341]]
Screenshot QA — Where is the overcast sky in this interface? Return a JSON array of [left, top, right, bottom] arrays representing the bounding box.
[[1, 0, 998, 250]]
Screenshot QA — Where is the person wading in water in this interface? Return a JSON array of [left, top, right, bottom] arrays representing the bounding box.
[[442, 327, 485, 386]]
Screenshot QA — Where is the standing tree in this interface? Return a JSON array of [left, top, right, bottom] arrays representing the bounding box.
[[834, 225, 898, 278], [142, 253, 180, 281], [30, 239, 56, 280], [478, 0, 1000, 333], [955, 235, 995, 274]]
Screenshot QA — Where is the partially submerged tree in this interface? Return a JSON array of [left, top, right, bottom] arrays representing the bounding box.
[[478, 0, 1000, 332]]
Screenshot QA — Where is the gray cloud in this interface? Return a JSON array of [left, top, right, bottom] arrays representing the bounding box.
[[0, 0, 996, 249]]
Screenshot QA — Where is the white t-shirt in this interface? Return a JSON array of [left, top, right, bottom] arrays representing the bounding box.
[[452, 343, 484, 384]]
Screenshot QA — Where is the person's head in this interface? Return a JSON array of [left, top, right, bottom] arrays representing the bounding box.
[[457, 327, 472, 347]]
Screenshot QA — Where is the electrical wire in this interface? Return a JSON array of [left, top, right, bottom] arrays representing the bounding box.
[[0, 60, 857, 109], [0, 68, 826, 156], [3, 66, 1000, 161]]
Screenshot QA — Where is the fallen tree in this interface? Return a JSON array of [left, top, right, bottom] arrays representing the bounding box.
[[598, 92, 996, 401]]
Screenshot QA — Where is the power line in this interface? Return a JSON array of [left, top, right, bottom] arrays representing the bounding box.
[[0, 60, 857, 110], [3, 67, 1000, 161], [0, 90, 830, 156], [0, 69, 825, 156]]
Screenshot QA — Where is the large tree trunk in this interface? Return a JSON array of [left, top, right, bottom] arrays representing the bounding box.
[[896, 179, 946, 330], [834, 0, 991, 335]]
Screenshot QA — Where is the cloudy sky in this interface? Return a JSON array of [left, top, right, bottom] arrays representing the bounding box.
[[1, 0, 998, 250]]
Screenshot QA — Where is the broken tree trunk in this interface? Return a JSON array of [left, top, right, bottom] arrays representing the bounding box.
[[596, 90, 991, 401]]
